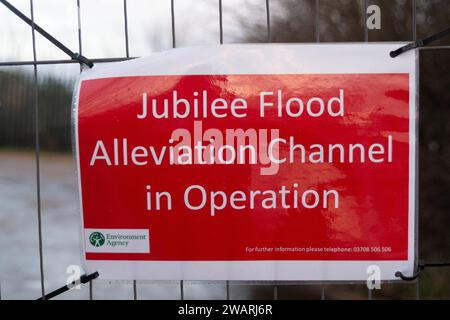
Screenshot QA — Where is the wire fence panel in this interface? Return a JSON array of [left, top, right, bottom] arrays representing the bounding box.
[[0, 0, 449, 300]]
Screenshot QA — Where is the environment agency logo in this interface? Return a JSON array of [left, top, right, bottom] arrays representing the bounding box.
[[89, 232, 105, 247], [84, 229, 150, 253]]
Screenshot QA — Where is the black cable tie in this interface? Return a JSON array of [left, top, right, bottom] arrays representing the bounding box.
[[36, 271, 99, 300], [0, 0, 94, 68], [390, 26, 450, 58], [395, 261, 425, 281], [73, 53, 94, 69], [395, 260, 450, 281]]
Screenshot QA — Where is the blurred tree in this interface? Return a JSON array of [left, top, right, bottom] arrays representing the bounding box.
[[232, 0, 450, 299], [0, 70, 73, 151]]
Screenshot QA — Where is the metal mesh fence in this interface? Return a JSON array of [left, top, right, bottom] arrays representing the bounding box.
[[0, 0, 449, 300]]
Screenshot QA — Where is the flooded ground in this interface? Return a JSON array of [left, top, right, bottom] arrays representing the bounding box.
[[1, 150, 431, 300], [0, 150, 260, 299], [0, 150, 92, 299]]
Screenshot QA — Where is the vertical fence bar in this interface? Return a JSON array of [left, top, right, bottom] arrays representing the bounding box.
[[219, 0, 223, 44], [267, 0, 273, 299], [416, 279, 420, 300], [123, 0, 135, 297], [77, 0, 83, 75], [363, 0, 368, 42], [170, 0, 182, 298], [218, 0, 227, 297], [123, 0, 130, 58], [315, 0, 320, 42], [267, 0, 274, 301], [133, 281, 137, 300], [412, 0, 417, 41], [413, 0, 420, 300], [29, 0, 45, 299], [77, 0, 93, 300], [364, 0, 371, 300], [77, 0, 82, 55], [180, 280, 184, 300], [265, 0, 271, 42], [316, 0, 325, 300], [364, 0, 370, 300], [171, 0, 176, 48]]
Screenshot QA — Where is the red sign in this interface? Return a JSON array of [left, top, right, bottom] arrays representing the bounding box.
[[75, 44, 416, 280]]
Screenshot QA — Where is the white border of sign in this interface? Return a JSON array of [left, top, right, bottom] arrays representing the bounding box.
[[73, 43, 416, 281]]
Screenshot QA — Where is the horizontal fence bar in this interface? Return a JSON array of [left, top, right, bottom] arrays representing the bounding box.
[[419, 45, 450, 51], [0, 57, 135, 66], [1, 45, 449, 67]]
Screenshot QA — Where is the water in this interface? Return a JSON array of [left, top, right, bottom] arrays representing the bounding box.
[[4, 150, 417, 299], [0, 150, 239, 299], [0, 150, 89, 299]]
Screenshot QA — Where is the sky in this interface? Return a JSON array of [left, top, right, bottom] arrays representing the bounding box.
[[0, 0, 268, 79], [3, 0, 446, 79], [0, 0, 266, 61]]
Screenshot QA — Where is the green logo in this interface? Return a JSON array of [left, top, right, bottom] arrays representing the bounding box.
[[89, 232, 105, 247]]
